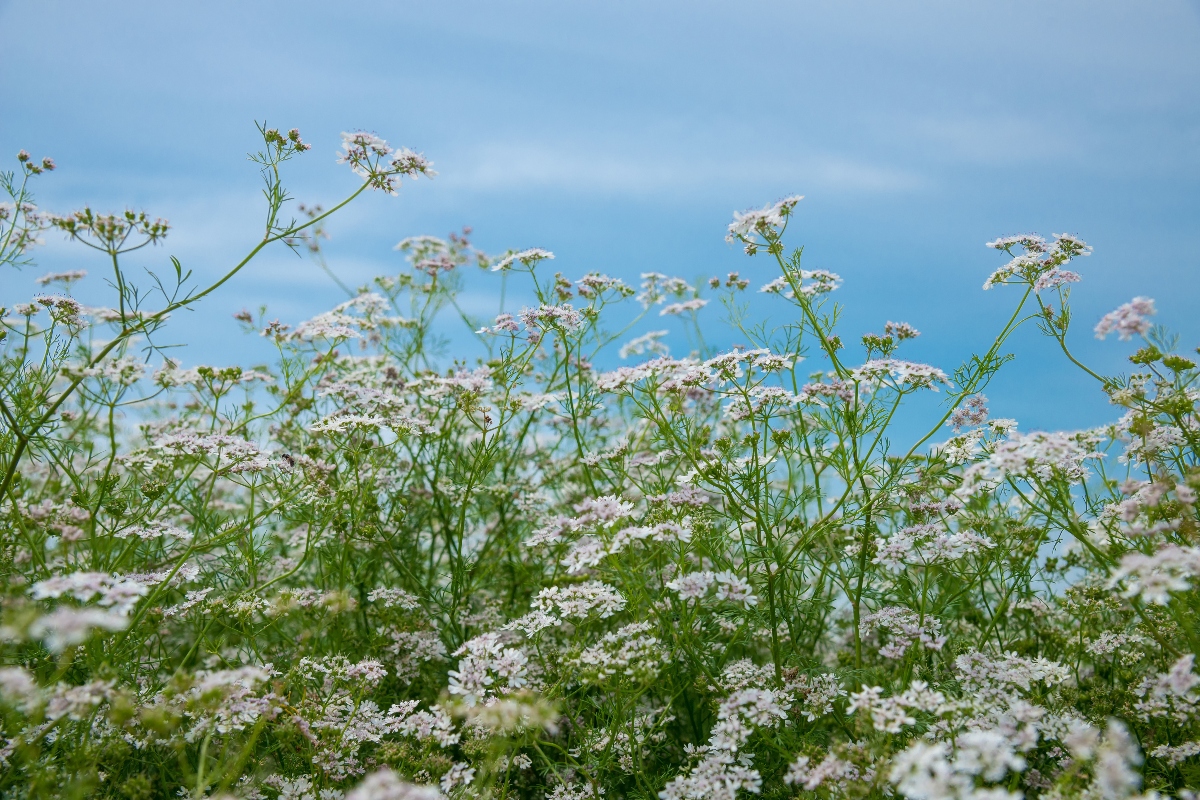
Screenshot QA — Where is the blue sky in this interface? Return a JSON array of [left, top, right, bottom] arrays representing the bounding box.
[[2, 0, 1199, 433]]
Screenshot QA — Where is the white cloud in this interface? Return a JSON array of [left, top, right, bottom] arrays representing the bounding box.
[[445, 140, 924, 197]]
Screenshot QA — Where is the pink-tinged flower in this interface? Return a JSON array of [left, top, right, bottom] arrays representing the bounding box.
[[338, 132, 435, 195], [786, 753, 860, 791], [441, 762, 476, 793], [1108, 544, 1200, 605], [447, 633, 529, 706], [395, 705, 459, 747], [491, 248, 554, 272], [660, 298, 708, 316], [713, 571, 758, 606], [948, 394, 988, 432], [796, 269, 842, 296], [851, 359, 950, 391], [1094, 296, 1156, 340], [726, 195, 803, 247], [478, 312, 520, 336], [983, 232, 1090, 290], [619, 329, 670, 359], [28, 607, 128, 652], [986, 234, 1048, 252], [858, 607, 946, 659], [519, 303, 585, 334], [533, 581, 626, 620], [637, 273, 694, 307], [759, 269, 842, 298], [345, 768, 443, 800], [884, 320, 920, 340], [572, 494, 635, 524], [956, 428, 1104, 497], [35, 270, 87, 286], [873, 524, 993, 572], [0, 667, 40, 711], [799, 379, 855, 404], [666, 571, 715, 600], [572, 621, 663, 684], [31, 571, 148, 614], [1034, 268, 1081, 291]]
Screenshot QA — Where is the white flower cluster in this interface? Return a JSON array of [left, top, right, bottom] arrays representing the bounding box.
[[572, 621, 663, 684], [447, 633, 529, 707], [491, 247, 554, 272], [859, 607, 947, 659], [1133, 654, 1200, 723], [61, 353, 145, 385], [848, 681, 946, 733], [528, 581, 627, 623], [343, 768, 442, 800], [666, 570, 758, 607], [31, 571, 148, 614], [873, 524, 994, 572], [660, 682, 791, 800], [636, 272, 696, 308], [725, 195, 804, 252], [785, 752, 861, 792], [851, 358, 951, 391], [337, 132, 435, 195], [958, 428, 1104, 497], [888, 734, 1024, 800], [619, 329, 670, 359], [1109, 544, 1200, 605], [24, 571, 150, 651], [760, 268, 843, 298], [983, 232, 1090, 292], [1095, 296, 1156, 340], [595, 347, 795, 394], [722, 385, 805, 421]]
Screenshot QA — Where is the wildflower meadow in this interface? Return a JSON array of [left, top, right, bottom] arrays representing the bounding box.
[[1, 126, 1199, 800]]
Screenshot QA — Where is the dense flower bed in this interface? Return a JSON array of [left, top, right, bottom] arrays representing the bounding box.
[[1, 128, 1198, 800]]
